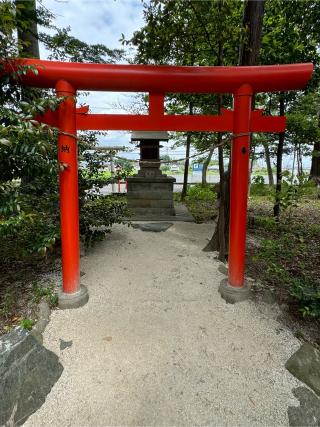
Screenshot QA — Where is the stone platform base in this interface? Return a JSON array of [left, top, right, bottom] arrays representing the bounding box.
[[127, 203, 194, 222], [127, 175, 176, 218]]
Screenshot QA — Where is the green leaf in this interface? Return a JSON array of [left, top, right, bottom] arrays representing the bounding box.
[[0, 138, 10, 146]]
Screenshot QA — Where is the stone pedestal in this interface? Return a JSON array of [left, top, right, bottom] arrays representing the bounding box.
[[128, 131, 176, 218], [127, 175, 176, 217]]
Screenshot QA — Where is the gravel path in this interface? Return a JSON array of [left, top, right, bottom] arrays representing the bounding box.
[[25, 222, 301, 426]]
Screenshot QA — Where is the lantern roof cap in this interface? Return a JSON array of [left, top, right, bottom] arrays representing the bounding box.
[[131, 131, 169, 141]]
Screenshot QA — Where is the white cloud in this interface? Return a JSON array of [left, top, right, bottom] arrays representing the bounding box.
[[41, 0, 144, 50], [40, 0, 145, 150]]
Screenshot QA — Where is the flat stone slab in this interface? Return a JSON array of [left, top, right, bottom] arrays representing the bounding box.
[[0, 327, 63, 426], [288, 387, 320, 427], [132, 222, 173, 232], [127, 202, 194, 222], [127, 176, 176, 183], [285, 343, 320, 396]]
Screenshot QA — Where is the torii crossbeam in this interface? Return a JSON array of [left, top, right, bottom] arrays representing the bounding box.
[[3, 59, 313, 307]]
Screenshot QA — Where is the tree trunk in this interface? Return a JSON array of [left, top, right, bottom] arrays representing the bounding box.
[[203, 136, 230, 261], [239, 0, 266, 66], [310, 140, 320, 185], [181, 102, 193, 200], [15, 0, 40, 104], [273, 93, 285, 218], [201, 147, 214, 185], [15, 0, 40, 58], [263, 142, 274, 186], [181, 133, 191, 200], [291, 144, 296, 184], [297, 144, 303, 176], [250, 145, 256, 174], [204, 0, 266, 258]]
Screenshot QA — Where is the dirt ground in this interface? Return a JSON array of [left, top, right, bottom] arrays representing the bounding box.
[[24, 222, 304, 426]]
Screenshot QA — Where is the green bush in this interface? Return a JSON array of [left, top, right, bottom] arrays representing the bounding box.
[[180, 184, 217, 223], [80, 195, 128, 247], [160, 165, 171, 172], [250, 176, 273, 197], [291, 278, 320, 318], [275, 172, 318, 215], [0, 3, 128, 270], [186, 184, 217, 202], [0, 120, 130, 264]]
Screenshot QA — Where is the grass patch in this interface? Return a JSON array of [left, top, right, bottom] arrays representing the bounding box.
[[247, 196, 320, 327], [175, 184, 217, 223]]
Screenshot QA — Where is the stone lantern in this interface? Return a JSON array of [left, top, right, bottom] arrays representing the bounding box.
[[126, 131, 176, 218]]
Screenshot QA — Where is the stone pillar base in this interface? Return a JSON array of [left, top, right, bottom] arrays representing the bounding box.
[[218, 278, 251, 304], [58, 285, 89, 309]]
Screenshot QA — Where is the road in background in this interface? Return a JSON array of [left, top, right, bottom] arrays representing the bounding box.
[[101, 172, 274, 194]]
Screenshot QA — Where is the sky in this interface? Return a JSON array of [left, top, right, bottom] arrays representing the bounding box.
[[40, 0, 148, 158]]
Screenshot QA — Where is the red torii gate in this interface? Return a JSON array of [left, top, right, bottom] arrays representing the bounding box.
[[4, 59, 313, 307]]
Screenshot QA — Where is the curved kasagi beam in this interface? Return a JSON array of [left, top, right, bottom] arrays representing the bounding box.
[[3, 58, 313, 94]]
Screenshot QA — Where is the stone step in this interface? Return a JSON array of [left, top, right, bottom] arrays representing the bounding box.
[[130, 207, 175, 216], [128, 199, 174, 208], [127, 190, 174, 200], [127, 182, 174, 191]]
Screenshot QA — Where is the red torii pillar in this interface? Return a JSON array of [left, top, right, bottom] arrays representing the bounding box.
[[3, 59, 312, 308], [55, 80, 88, 308], [218, 84, 253, 302]]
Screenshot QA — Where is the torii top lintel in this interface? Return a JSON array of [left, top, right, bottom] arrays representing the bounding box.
[[6, 58, 313, 94]]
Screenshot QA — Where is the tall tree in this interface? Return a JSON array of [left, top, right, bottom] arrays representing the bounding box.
[[310, 139, 320, 185], [205, 0, 265, 259], [259, 0, 320, 217], [273, 92, 285, 217], [287, 90, 320, 185], [181, 104, 193, 200]]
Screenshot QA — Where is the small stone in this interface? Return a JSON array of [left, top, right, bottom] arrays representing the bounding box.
[[59, 339, 73, 350], [285, 343, 320, 397], [261, 289, 277, 305], [38, 300, 51, 321]]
